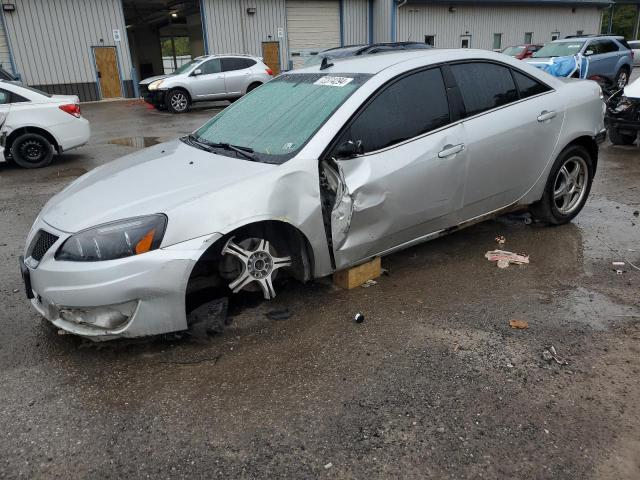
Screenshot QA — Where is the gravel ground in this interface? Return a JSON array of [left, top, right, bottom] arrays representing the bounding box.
[[0, 92, 639, 479]]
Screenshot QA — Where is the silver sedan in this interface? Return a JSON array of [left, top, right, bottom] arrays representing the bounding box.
[[21, 49, 606, 340]]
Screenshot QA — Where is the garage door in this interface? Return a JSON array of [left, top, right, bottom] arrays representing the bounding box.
[[287, 0, 340, 69]]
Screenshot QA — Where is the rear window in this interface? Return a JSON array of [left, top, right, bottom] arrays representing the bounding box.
[[221, 58, 257, 72], [503, 46, 525, 56], [512, 70, 551, 98], [451, 62, 518, 117]]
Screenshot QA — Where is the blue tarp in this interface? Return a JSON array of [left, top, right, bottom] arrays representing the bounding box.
[[529, 55, 590, 79]]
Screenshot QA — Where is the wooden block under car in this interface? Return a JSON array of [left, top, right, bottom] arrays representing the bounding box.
[[333, 257, 381, 290]]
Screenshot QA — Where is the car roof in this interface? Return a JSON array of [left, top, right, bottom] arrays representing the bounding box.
[[290, 48, 528, 75], [553, 35, 624, 43]]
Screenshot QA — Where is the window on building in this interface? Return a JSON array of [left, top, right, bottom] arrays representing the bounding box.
[[161, 36, 192, 74], [425, 35, 435, 46], [343, 68, 450, 153], [551, 32, 560, 41], [576, 30, 584, 36], [512, 70, 552, 98], [493, 33, 502, 51], [524, 32, 533, 44], [461, 36, 471, 48], [221, 58, 257, 72], [450, 62, 518, 117]]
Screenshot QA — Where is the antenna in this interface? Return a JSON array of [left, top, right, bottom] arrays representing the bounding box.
[[320, 56, 334, 70]]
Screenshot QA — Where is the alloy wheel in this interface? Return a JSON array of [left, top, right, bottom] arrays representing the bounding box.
[[617, 71, 628, 89], [553, 155, 588, 215], [222, 237, 292, 299], [170, 92, 188, 111]]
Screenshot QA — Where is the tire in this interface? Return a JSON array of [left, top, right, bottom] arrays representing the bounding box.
[[246, 82, 261, 93], [10, 133, 54, 169], [615, 68, 630, 89], [530, 144, 594, 225], [608, 126, 636, 145], [165, 89, 190, 113]]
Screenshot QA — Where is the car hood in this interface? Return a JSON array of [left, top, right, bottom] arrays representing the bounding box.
[[139, 74, 170, 85], [624, 77, 640, 99], [40, 140, 276, 233]]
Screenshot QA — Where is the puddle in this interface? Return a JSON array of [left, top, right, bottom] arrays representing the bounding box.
[[107, 137, 162, 148], [558, 287, 640, 331], [46, 167, 87, 179]]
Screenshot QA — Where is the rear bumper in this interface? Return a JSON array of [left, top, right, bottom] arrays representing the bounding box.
[[50, 117, 91, 152]]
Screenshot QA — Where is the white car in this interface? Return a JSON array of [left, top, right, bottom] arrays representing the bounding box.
[[629, 40, 640, 66], [0, 81, 90, 168]]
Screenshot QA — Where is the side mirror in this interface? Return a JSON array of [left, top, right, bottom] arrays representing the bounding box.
[[192, 68, 202, 76], [334, 139, 364, 159], [584, 50, 594, 56]]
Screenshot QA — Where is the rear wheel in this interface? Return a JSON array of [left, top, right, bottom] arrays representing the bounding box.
[[246, 82, 261, 93], [615, 68, 630, 89], [530, 145, 593, 225], [165, 89, 190, 113], [609, 126, 637, 145], [10, 133, 54, 169]]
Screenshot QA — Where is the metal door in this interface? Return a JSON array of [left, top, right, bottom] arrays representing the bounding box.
[[93, 47, 122, 99]]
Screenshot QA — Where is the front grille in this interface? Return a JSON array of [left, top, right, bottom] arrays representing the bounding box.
[[29, 230, 59, 262]]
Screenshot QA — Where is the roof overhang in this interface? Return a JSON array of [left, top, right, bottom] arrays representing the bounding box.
[[404, 0, 613, 6]]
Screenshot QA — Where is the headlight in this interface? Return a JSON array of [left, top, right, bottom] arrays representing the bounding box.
[[148, 80, 164, 91], [56, 215, 167, 262]]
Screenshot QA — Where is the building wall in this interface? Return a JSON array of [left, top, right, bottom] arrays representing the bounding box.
[[343, 0, 370, 45], [373, 0, 393, 42], [202, 0, 289, 71], [397, 4, 603, 49], [0, 13, 13, 74], [2, 0, 134, 101]]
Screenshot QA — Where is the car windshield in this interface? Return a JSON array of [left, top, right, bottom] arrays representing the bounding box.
[[503, 46, 525, 56], [192, 72, 371, 163], [173, 59, 200, 75], [533, 42, 584, 58]]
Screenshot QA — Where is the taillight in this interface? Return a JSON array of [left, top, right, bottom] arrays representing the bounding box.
[[59, 104, 81, 118], [265, 68, 273, 76]]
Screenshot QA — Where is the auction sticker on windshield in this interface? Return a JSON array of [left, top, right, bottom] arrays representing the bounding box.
[[314, 76, 354, 87]]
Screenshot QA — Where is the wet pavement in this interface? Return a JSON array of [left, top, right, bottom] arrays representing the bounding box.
[[1, 97, 639, 479]]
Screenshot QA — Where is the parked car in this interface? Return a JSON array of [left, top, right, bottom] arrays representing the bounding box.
[[606, 76, 640, 145], [629, 40, 640, 66], [502, 44, 543, 60], [139, 54, 273, 113], [0, 81, 90, 168], [526, 35, 633, 87], [21, 49, 605, 340], [303, 42, 432, 67]]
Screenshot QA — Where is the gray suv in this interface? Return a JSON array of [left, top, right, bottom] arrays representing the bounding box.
[[139, 54, 274, 113]]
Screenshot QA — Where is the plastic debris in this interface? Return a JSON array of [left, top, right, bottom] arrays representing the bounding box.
[[496, 212, 533, 226], [324, 463, 333, 470], [542, 346, 568, 365], [485, 250, 530, 268], [361, 279, 378, 288], [495, 235, 506, 247], [353, 312, 365, 323], [265, 309, 291, 321], [612, 261, 626, 266], [187, 297, 230, 336], [509, 319, 529, 329]]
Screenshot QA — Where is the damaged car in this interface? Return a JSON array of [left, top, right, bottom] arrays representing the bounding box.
[[20, 49, 605, 340]]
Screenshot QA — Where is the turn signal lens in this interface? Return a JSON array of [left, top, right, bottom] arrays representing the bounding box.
[[56, 215, 167, 262]]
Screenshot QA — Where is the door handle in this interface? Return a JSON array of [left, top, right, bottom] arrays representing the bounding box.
[[537, 110, 556, 122], [438, 143, 465, 158]]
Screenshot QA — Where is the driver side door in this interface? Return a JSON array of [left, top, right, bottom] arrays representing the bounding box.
[[324, 67, 468, 269], [189, 59, 226, 99]]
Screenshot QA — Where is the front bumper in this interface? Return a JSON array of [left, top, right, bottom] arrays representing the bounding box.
[[22, 221, 221, 340], [141, 88, 167, 107]]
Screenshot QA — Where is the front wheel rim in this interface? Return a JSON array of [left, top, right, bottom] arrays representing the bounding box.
[[171, 93, 188, 111], [617, 72, 628, 88], [553, 156, 588, 215]]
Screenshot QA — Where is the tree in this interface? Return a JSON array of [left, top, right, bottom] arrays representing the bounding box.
[[601, 5, 640, 39]]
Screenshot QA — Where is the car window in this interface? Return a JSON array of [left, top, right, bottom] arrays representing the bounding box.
[[451, 62, 518, 117], [221, 58, 255, 72], [630, 41, 640, 48], [503, 46, 525, 56], [193, 73, 371, 163], [512, 70, 551, 99], [340, 68, 450, 154], [533, 42, 584, 58], [0, 89, 9, 104], [200, 59, 221, 75], [599, 40, 619, 54]]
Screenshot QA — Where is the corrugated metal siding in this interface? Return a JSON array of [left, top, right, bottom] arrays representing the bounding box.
[[0, 13, 12, 74], [373, 0, 393, 42], [3, 0, 132, 88], [202, 0, 288, 71], [397, 5, 602, 49], [343, 0, 370, 45], [287, 0, 341, 68]]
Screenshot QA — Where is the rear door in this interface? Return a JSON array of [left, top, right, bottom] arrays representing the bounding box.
[[190, 58, 225, 99], [451, 61, 563, 220], [222, 58, 255, 95], [0, 88, 12, 154], [326, 67, 468, 268]]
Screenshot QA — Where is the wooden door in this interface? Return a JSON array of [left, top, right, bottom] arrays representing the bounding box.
[[261, 41, 281, 75], [94, 47, 122, 99]]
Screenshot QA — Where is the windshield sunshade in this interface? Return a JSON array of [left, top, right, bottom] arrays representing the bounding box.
[[192, 73, 371, 164]]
